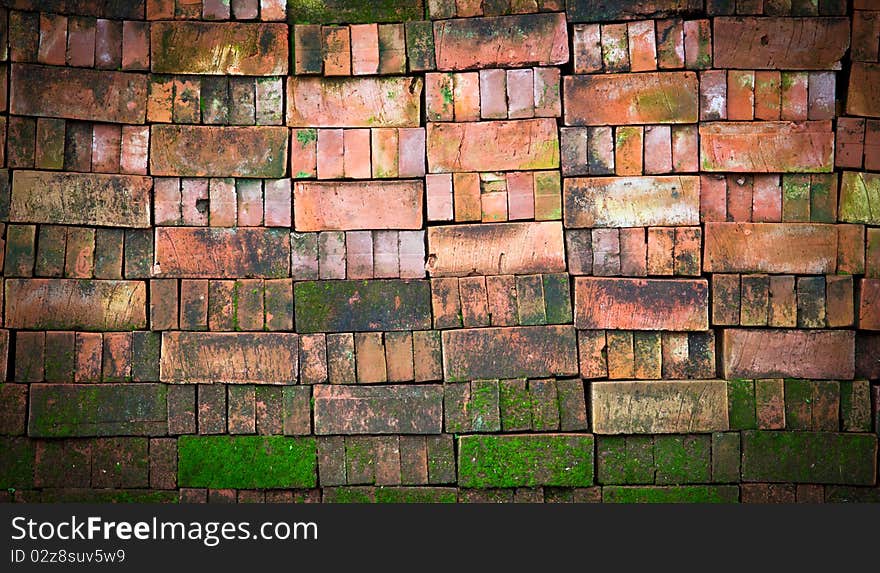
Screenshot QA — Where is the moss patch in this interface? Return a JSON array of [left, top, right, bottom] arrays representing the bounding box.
[[603, 485, 739, 504]]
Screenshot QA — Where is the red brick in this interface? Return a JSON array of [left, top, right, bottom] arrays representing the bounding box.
[[808, 72, 835, 120], [398, 128, 426, 178], [683, 19, 711, 69], [172, 77, 200, 124], [235, 179, 263, 227], [699, 70, 727, 121], [299, 334, 328, 384], [102, 332, 132, 382], [619, 228, 647, 276], [838, 224, 866, 276], [121, 21, 149, 71], [11, 64, 147, 124], [453, 72, 481, 122], [288, 76, 422, 127], [119, 126, 149, 175], [671, 125, 698, 172], [628, 20, 657, 72], [433, 13, 568, 70], [322, 26, 351, 76], [398, 231, 426, 279], [150, 279, 178, 331], [427, 118, 559, 172], [372, 230, 399, 279], [378, 23, 406, 74], [91, 124, 121, 173], [345, 231, 372, 279], [848, 62, 880, 118], [534, 67, 561, 118], [453, 173, 481, 222], [592, 228, 621, 276], [426, 73, 454, 122], [426, 222, 565, 277], [751, 175, 782, 222], [316, 128, 344, 179], [704, 222, 838, 274], [151, 22, 288, 75], [371, 128, 399, 178], [459, 276, 489, 328], [161, 332, 298, 384], [326, 334, 356, 384], [15, 331, 44, 382], [656, 18, 685, 69], [478, 69, 507, 120], [721, 329, 854, 380], [44, 331, 75, 382], [564, 72, 699, 125], [615, 126, 643, 176], [646, 227, 674, 276], [860, 279, 880, 330], [781, 72, 809, 121], [75, 332, 103, 382], [727, 71, 755, 120], [291, 129, 318, 179], [64, 227, 95, 279], [179, 279, 209, 330], [506, 172, 535, 221], [314, 384, 443, 434], [442, 325, 578, 381], [294, 180, 423, 232], [147, 77, 173, 124], [150, 438, 177, 490], [644, 125, 672, 174], [572, 23, 602, 73], [67, 16, 96, 67], [293, 24, 322, 74], [699, 121, 833, 173], [263, 179, 291, 227], [768, 275, 797, 328], [412, 331, 442, 382], [574, 277, 709, 331], [154, 227, 289, 278], [385, 331, 414, 382], [282, 386, 311, 436], [9, 11, 39, 62], [754, 71, 781, 120], [852, 10, 880, 62], [601, 23, 630, 72], [713, 17, 850, 69], [318, 231, 345, 280], [6, 279, 146, 330], [150, 125, 288, 178], [38, 14, 67, 66], [564, 175, 700, 228], [507, 69, 534, 119], [826, 275, 854, 328]]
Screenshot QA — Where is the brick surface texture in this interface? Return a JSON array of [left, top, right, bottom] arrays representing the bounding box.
[[0, 1, 877, 505]]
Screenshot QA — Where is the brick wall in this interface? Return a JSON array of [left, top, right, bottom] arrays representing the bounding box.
[[0, 0, 878, 504]]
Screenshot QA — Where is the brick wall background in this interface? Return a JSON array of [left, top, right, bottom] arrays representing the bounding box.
[[0, 0, 878, 504]]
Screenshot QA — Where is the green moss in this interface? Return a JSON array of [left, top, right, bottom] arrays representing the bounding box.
[[440, 84, 453, 109], [324, 487, 375, 503], [0, 438, 35, 489], [597, 436, 654, 485], [231, 281, 240, 331], [653, 435, 711, 485], [376, 487, 457, 504], [295, 128, 317, 147], [458, 434, 594, 488], [727, 379, 756, 430], [603, 486, 739, 504], [178, 436, 317, 489], [499, 380, 532, 431], [287, 0, 423, 24], [470, 381, 500, 432]]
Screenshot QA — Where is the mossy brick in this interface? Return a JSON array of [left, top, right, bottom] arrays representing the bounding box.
[[178, 435, 316, 489], [597, 436, 654, 485], [154, 227, 290, 279], [0, 437, 34, 488], [516, 275, 547, 326], [0, 170, 11, 221], [29, 383, 167, 437], [711, 432, 741, 483], [38, 489, 179, 504], [565, 73, 698, 126], [405, 21, 435, 72], [131, 331, 161, 382], [317, 436, 345, 486], [556, 379, 588, 431], [4, 224, 35, 277], [323, 487, 376, 503], [809, 174, 837, 223], [124, 229, 153, 279], [294, 280, 431, 333], [151, 22, 287, 75], [91, 437, 149, 488], [94, 228, 125, 280], [840, 380, 872, 433], [426, 435, 456, 484], [499, 379, 532, 432], [741, 431, 878, 485], [542, 273, 572, 325], [653, 435, 710, 485], [376, 487, 457, 503], [161, 332, 298, 384], [782, 174, 811, 222], [288, 0, 425, 24], [314, 384, 443, 435], [345, 436, 376, 485], [10, 64, 147, 124], [44, 331, 75, 382], [727, 379, 757, 430], [566, 0, 701, 21], [34, 439, 91, 488], [529, 379, 559, 431], [470, 380, 501, 433], [35, 225, 66, 277], [784, 379, 814, 431], [458, 434, 595, 488], [602, 485, 739, 503], [825, 486, 880, 503], [840, 171, 880, 225]]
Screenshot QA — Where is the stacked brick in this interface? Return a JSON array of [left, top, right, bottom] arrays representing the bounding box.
[[0, 0, 878, 504]]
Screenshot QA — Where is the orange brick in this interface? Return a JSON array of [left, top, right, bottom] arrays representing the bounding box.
[[294, 180, 423, 231], [565, 72, 699, 125]]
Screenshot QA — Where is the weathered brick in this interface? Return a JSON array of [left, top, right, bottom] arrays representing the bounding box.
[[699, 121, 834, 172], [574, 277, 708, 331], [178, 436, 316, 488], [29, 383, 167, 437], [154, 227, 290, 278], [10, 171, 150, 228], [564, 72, 699, 125], [567, 0, 702, 22], [840, 171, 880, 225], [287, 76, 422, 127], [598, 436, 655, 484], [314, 385, 443, 435], [293, 181, 423, 232], [433, 13, 567, 71], [704, 222, 838, 274], [427, 119, 559, 173], [458, 434, 594, 488], [150, 125, 288, 178], [591, 380, 729, 434], [742, 431, 876, 485], [721, 329, 855, 380], [442, 325, 578, 382], [5, 279, 146, 330], [11, 64, 147, 124], [847, 62, 880, 117], [713, 17, 850, 69], [151, 22, 287, 75], [160, 332, 298, 384], [564, 176, 699, 228], [295, 280, 431, 333], [426, 222, 565, 277]]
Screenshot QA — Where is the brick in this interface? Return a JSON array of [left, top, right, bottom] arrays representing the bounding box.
[[442, 325, 578, 381], [288, 76, 421, 127], [292, 180, 423, 232], [768, 275, 797, 327], [150, 438, 177, 490], [627, 20, 657, 72], [740, 274, 769, 326], [295, 280, 431, 333], [228, 386, 256, 435], [606, 331, 635, 379], [6, 279, 145, 331], [752, 175, 782, 222], [507, 69, 534, 119], [179, 436, 316, 489], [564, 72, 699, 125], [614, 126, 643, 176], [574, 277, 708, 331], [564, 175, 699, 228], [385, 332, 414, 382], [861, 279, 880, 330], [453, 72, 481, 122], [67, 16, 96, 67], [371, 128, 400, 178], [235, 179, 262, 227], [34, 440, 91, 488], [11, 64, 146, 124], [683, 19, 712, 69], [314, 385, 443, 435], [10, 171, 150, 228], [840, 171, 880, 225], [704, 222, 838, 274], [713, 17, 850, 69], [426, 222, 565, 277], [754, 71, 781, 120], [255, 386, 282, 435], [727, 71, 755, 120], [151, 22, 286, 74], [825, 275, 854, 328], [699, 70, 727, 121], [781, 72, 809, 121], [4, 224, 36, 277], [656, 18, 685, 69], [742, 431, 876, 485], [592, 228, 621, 277], [701, 121, 833, 173], [101, 332, 132, 382], [601, 23, 630, 72], [377, 23, 406, 74], [654, 435, 710, 484], [427, 118, 559, 173], [131, 331, 161, 383], [323, 26, 351, 76], [161, 333, 297, 384], [412, 331, 442, 383], [841, 380, 872, 433], [29, 383, 167, 437], [592, 380, 729, 434], [433, 13, 567, 70], [721, 329, 854, 380], [398, 128, 426, 178], [598, 436, 654, 484], [150, 125, 288, 178], [755, 379, 785, 430], [458, 434, 594, 488], [848, 62, 880, 117], [154, 227, 289, 278]]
